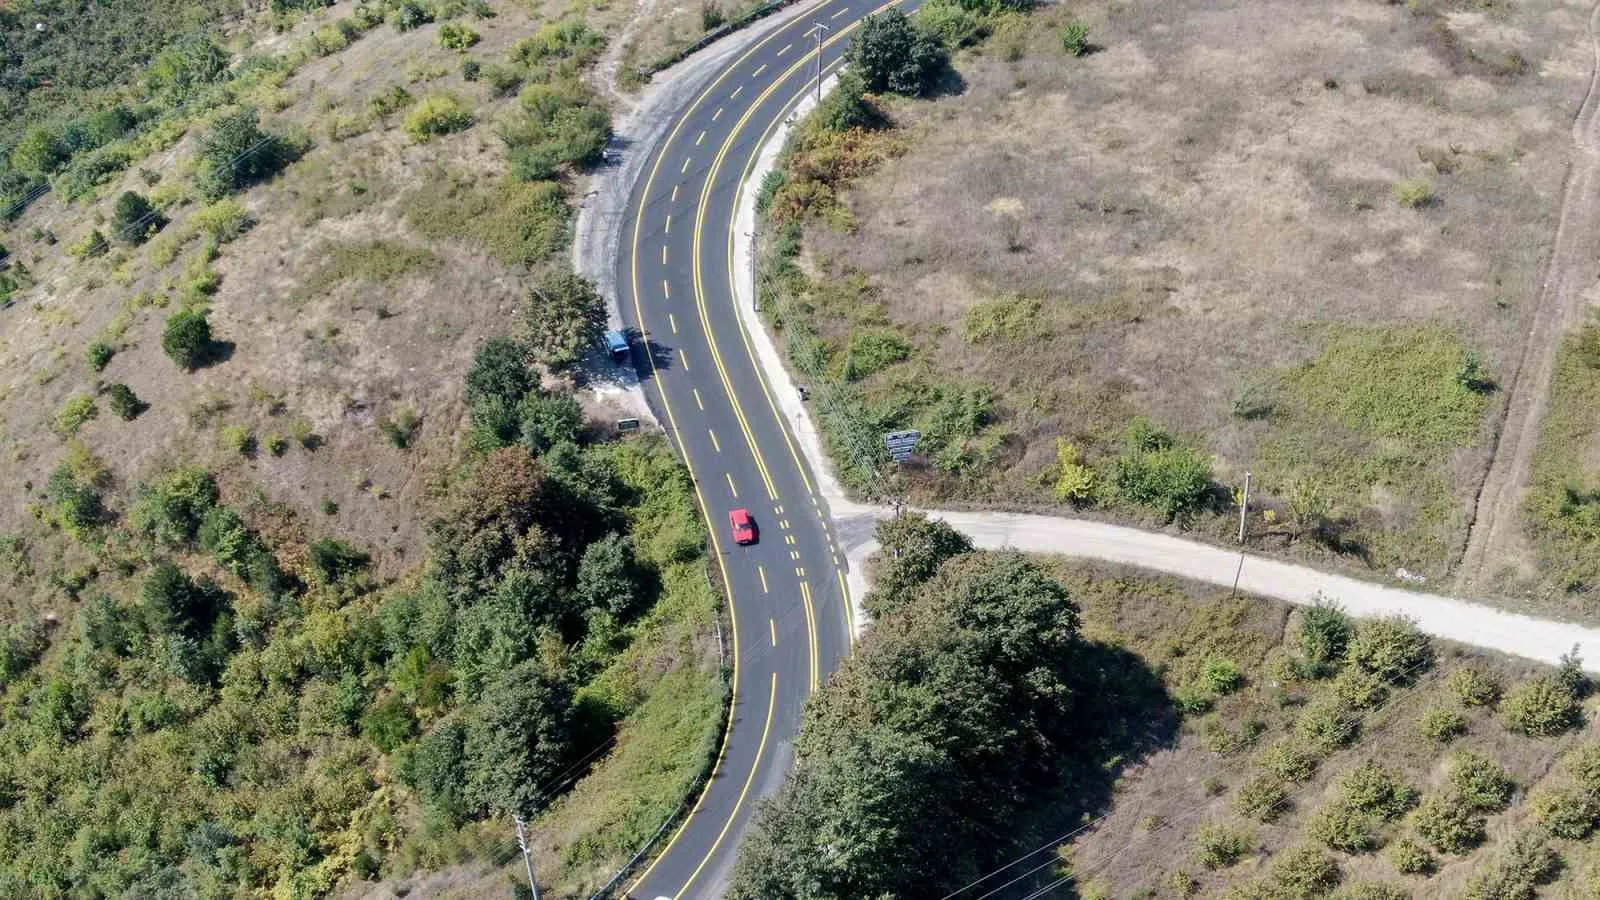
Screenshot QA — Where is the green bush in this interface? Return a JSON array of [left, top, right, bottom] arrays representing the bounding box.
[[1297, 597, 1352, 675], [1447, 667, 1501, 707], [1565, 744, 1600, 790], [379, 408, 422, 449], [54, 395, 98, 436], [67, 229, 109, 259], [1332, 668, 1388, 710], [1295, 695, 1358, 751], [130, 467, 218, 546], [964, 295, 1042, 345], [816, 72, 883, 133], [189, 198, 252, 243], [1460, 829, 1559, 900], [219, 425, 254, 456], [1336, 762, 1415, 820], [1193, 822, 1253, 870], [1258, 738, 1319, 783], [1107, 418, 1212, 521], [1308, 800, 1379, 853], [501, 81, 611, 180], [1531, 784, 1600, 838], [845, 330, 912, 380], [1265, 845, 1341, 898], [1393, 178, 1435, 209], [84, 342, 115, 372], [1061, 22, 1091, 56], [103, 383, 144, 420], [1200, 717, 1264, 755], [847, 9, 948, 96], [438, 23, 480, 50], [46, 465, 105, 539], [1412, 793, 1485, 854], [1233, 775, 1287, 821], [918, 0, 991, 48], [195, 107, 298, 200], [110, 191, 165, 244], [1385, 835, 1435, 874], [1418, 707, 1466, 743], [162, 308, 213, 370], [1501, 674, 1582, 736], [404, 93, 474, 141], [521, 270, 606, 370], [1446, 751, 1514, 811], [389, 0, 433, 31], [1345, 615, 1432, 684], [1337, 883, 1408, 900]]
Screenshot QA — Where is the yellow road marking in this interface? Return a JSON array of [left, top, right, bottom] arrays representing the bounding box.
[[712, 106, 724, 121], [669, 313, 679, 334], [709, 429, 721, 452], [692, 387, 703, 409], [726, 472, 739, 497], [696, 130, 706, 146], [758, 564, 769, 593], [753, 63, 768, 76], [706, 21, 891, 513], [800, 581, 818, 689], [665, 213, 672, 234], [769, 618, 777, 646], [621, 7, 850, 893], [674, 673, 777, 897]]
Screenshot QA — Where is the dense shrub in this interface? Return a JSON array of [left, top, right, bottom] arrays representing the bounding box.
[[1460, 829, 1559, 900], [1418, 707, 1466, 743], [1502, 673, 1583, 736], [1345, 615, 1432, 684], [1061, 22, 1091, 56], [1106, 418, 1212, 521], [501, 81, 610, 180], [1308, 800, 1379, 853], [66, 229, 109, 259], [1447, 751, 1514, 811], [1234, 775, 1287, 822], [54, 394, 97, 435], [845, 330, 913, 380], [1193, 822, 1253, 870], [1448, 667, 1502, 707], [111, 190, 164, 244], [1331, 668, 1387, 710], [816, 72, 883, 133], [1385, 836, 1435, 875], [848, 9, 948, 96], [84, 341, 115, 372], [520, 270, 605, 370], [130, 467, 218, 546], [195, 108, 298, 200], [1295, 695, 1358, 752], [161, 308, 214, 370], [46, 465, 104, 539], [1297, 597, 1352, 675], [1264, 845, 1341, 898], [1412, 793, 1484, 854], [1259, 738, 1319, 783], [1337, 762, 1415, 820], [405, 93, 474, 141], [102, 383, 144, 420], [438, 23, 480, 50], [1532, 784, 1600, 838], [189, 198, 253, 243]]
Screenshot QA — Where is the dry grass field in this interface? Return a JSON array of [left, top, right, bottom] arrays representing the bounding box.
[[788, 0, 1596, 587]]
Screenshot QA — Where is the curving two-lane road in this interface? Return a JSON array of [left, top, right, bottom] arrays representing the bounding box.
[[614, 3, 898, 896]]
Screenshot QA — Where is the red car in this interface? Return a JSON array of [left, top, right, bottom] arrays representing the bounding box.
[[729, 508, 757, 545]]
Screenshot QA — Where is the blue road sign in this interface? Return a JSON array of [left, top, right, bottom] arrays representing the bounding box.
[[884, 429, 921, 461]]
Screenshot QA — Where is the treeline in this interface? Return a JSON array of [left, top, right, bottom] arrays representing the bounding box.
[[0, 335, 705, 896], [728, 514, 1170, 898]]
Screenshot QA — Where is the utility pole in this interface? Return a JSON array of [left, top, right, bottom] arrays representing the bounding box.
[[514, 815, 540, 900], [809, 22, 830, 103], [1236, 471, 1252, 544]]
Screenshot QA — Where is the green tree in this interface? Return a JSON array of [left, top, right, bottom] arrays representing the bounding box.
[[518, 389, 584, 454], [1346, 615, 1432, 684], [401, 719, 470, 822], [1297, 596, 1351, 675], [195, 107, 296, 200], [162, 308, 214, 370], [863, 512, 973, 619], [816, 72, 882, 133], [576, 533, 640, 616], [11, 126, 68, 176], [147, 35, 231, 100], [1502, 673, 1582, 736], [847, 9, 948, 96], [520, 271, 606, 370], [464, 659, 574, 817], [110, 190, 164, 244], [359, 695, 417, 752], [131, 467, 219, 546]]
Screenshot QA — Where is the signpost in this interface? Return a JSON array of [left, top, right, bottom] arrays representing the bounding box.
[[618, 418, 640, 433], [884, 429, 921, 462]]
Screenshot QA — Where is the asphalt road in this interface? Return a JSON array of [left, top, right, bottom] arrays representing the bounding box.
[[614, 3, 901, 896]]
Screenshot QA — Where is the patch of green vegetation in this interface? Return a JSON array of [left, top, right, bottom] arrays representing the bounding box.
[[403, 172, 569, 269], [53, 394, 98, 436], [403, 93, 474, 142], [291, 240, 442, 302], [1526, 325, 1600, 593], [1256, 325, 1494, 569]]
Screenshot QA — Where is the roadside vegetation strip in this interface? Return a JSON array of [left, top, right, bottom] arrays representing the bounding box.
[[1524, 325, 1600, 603], [641, 0, 810, 76]]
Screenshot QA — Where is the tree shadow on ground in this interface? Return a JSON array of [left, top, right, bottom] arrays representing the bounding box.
[[995, 641, 1179, 898]]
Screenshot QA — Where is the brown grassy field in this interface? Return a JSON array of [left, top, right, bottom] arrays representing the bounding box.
[[784, 0, 1595, 590]]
